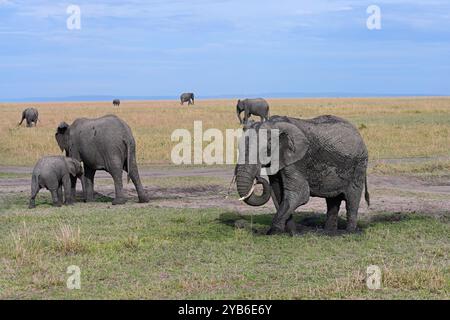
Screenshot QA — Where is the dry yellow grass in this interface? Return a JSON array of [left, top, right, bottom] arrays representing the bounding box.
[[0, 97, 449, 166]]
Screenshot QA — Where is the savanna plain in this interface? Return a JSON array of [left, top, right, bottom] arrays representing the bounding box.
[[0, 98, 449, 299]]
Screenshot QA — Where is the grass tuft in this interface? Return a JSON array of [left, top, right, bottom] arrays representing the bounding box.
[[54, 224, 84, 255]]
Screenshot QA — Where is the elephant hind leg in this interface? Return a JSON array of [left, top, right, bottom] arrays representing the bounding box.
[[125, 147, 149, 203], [325, 196, 343, 232], [110, 167, 126, 205], [29, 181, 40, 209], [344, 187, 363, 232], [127, 165, 149, 203], [84, 167, 96, 202]]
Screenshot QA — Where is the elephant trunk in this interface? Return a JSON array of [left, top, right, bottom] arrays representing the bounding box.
[[235, 164, 271, 207], [237, 107, 243, 124]]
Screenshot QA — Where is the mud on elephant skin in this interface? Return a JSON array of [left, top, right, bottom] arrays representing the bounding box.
[[235, 115, 370, 235], [55, 114, 149, 205]]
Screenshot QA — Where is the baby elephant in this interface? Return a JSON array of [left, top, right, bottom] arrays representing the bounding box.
[[29, 156, 84, 209]]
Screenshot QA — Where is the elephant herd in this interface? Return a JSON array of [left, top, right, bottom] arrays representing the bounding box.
[[20, 96, 370, 235]]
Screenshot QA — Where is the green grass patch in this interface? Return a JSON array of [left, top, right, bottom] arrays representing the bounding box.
[[0, 198, 448, 299]]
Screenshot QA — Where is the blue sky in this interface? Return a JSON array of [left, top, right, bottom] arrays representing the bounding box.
[[1, 0, 449, 100]]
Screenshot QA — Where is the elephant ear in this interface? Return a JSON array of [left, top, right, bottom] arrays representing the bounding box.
[[55, 122, 69, 153], [271, 121, 309, 170]]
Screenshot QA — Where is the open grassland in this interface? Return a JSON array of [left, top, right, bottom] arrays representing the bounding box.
[[0, 193, 448, 299], [1, 97, 449, 299], [1, 97, 450, 170]]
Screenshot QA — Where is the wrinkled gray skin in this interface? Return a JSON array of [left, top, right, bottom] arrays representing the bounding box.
[[180, 93, 195, 105], [19, 107, 39, 127], [236, 98, 269, 124], [29, 156, 84, 209], [113, 99, 120, 107], [235, 115, 370, 235], [55, 115, 149, 205]]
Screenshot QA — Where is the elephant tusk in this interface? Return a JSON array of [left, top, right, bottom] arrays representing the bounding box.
[[238, 180, 257, 201]]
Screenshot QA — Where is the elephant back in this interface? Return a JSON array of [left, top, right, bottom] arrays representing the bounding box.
[[294, 115, 368, 165]]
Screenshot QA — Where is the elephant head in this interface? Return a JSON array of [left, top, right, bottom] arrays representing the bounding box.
[[235, 119, 309, 206], [65, 157, 83, 178], [55, 122, 70, 156]]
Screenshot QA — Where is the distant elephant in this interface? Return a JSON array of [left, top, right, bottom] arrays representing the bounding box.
[[180, 93, 195, 105], [19, 107, 39, 127], [235, 115, 370, 235], [55, 115, 149, 205], [113, 99, 120, 107], [29, 156, 84, 209], [236, 98, 269, 124]]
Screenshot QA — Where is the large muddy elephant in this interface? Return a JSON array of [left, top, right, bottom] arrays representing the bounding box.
[[235, 115, 370, 235], [19, 107, 39, 127], [236, 98, 269, 124], [180, 93, 195, 105], [55, 115, 149, 205]]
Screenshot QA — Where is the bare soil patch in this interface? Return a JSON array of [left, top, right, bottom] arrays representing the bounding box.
[[1, 166, 449, 218]]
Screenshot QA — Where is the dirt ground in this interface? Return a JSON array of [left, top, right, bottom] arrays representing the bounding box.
[[1, 165, 449, 219]]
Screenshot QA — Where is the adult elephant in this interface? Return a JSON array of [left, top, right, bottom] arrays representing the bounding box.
[[113, 99, 120, 107], [55, 115, 149, 205], [236, 98, 269, 124], [235, 115, 369, 235], [19, 107, 39, 127], [180, 93, 195, 105]]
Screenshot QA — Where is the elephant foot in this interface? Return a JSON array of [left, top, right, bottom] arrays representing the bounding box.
[[346, 220, 358, 233], [65, 201, 74, 206], [53, 203, 62, 208], [112, 197, 127, 205], [324, 223, 338, 233], [28, 203, 35, 209], [285, 219, 298, 236], [138, 194, 150, 203], [266, 226, 285, 236]]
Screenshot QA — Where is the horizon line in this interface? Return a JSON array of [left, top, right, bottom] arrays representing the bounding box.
[[1, 92, 449, 103]]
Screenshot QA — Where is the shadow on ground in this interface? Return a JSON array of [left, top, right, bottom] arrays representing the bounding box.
[[218, 211, 427, 237]]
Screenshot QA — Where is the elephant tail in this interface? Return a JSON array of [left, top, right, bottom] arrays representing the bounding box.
[[126, 141, 131, 184], [364, 173, 370, 207]]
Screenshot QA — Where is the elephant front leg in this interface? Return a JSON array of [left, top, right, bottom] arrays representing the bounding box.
[[267, 169, 310, 236], [267, 189, 307, 236], [50, 189, 62, 207], [62, 175, 73, 205]]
